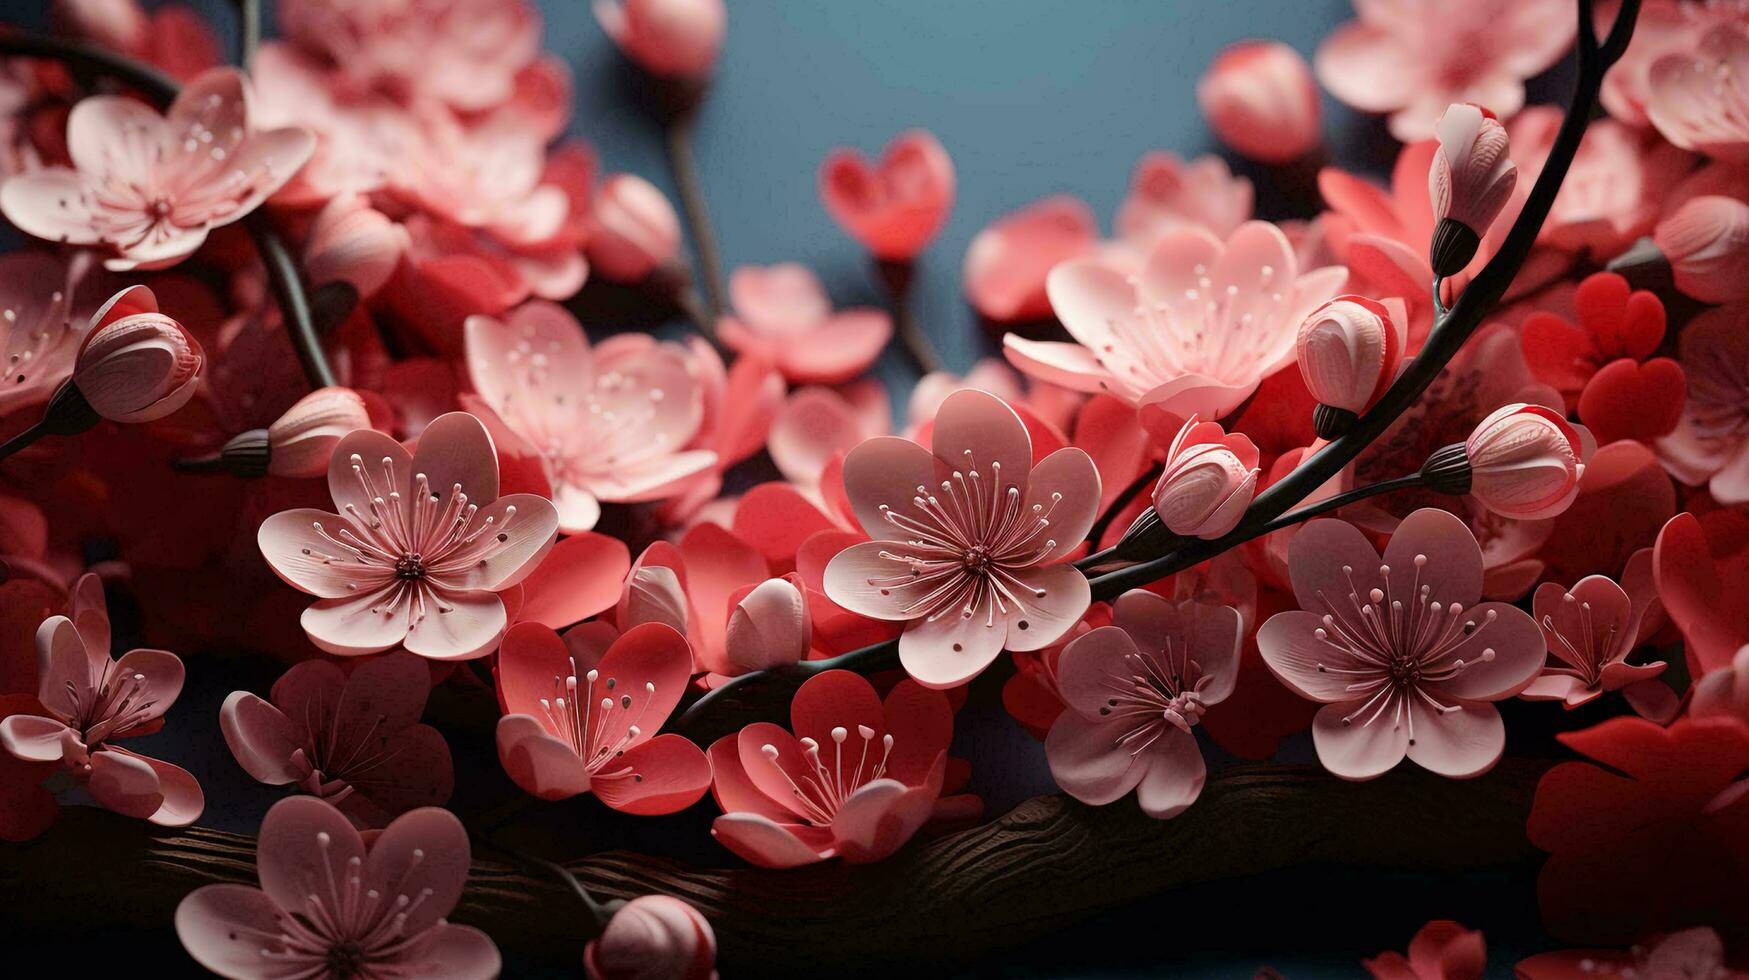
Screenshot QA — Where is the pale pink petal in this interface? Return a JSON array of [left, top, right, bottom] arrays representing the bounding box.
[[86, 747, 164, 820], [437, 493, 558, 592], [256, 795, 366, 914], [364, 805, 471, 932], [1257, 610, 1376, 702], [219, 692, 305, 784], [711, 812, 834, 868], [1404, 701, 1506, 778], [1314, 22, 1417, 113], [409, 411, 501, 506], [328, 427, 414, 523], [401, 589, 507, 661], [928, 388, 1034, 492], [175, 885, 289, 980], [122, 749, 203, 826], [1425, 601, 1548, 701], [898, 609, 1007, 690], [1311, 701, 1409, 780], [301, 588, 411, 657], [1283, 516, 1388, 612], [1045, 711, 1145, 804], [838, 435, 938, 540], [1001, 336, 1113, 394], [0, 170, 104, 246], [257, 509, 382, 599], [831, 778, 934, 863], [1022, 448, 1101, 563], [1133, 728, 1207, 819], [0, 714, 72, 764], [409, 924, 502, 980], [1002, 562, 1092, 652], [778, 310, 892, 386]]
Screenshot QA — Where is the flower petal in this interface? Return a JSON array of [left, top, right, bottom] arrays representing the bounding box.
[[1404, 701, 1506, 778], [593, 733, 711, 815], [1310, 700, 1409, 780]]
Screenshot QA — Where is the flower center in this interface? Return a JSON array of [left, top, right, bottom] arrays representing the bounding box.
[[1097, 645, 1207, 754], [394, 554, 426, 580], [147, 196, 173, 220], [1307, 555, 1497, 744], [538, 657, 657, 780], [326, 943, 367, 978], [761, 725, 896, 826], [962, 545, 991, 571]]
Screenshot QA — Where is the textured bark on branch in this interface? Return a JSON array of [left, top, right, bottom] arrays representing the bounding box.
[[0, 761, 1545, 972]]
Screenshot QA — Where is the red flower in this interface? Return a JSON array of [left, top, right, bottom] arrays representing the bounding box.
[[1527, 716, 1749, 944], [1520, 272, 1684, 445]]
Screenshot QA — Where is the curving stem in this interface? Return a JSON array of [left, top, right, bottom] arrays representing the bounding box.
[[667, 108, 729, 326], [673, 0, 1641, 739]]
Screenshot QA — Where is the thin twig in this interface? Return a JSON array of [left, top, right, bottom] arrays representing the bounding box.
[[666, 109, 728, 325], [233, 0, 261, 74], [876, 258, 944, 375]]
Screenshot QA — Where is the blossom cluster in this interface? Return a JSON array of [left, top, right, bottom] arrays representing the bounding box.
[[0, 0, 1746, 975]]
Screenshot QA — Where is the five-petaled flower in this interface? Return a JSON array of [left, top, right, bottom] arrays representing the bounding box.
[[1258, 508, 1547, 780], [1045, 590, 1241, 819], [708, 669, 963, 867], [1008, 220, 1344, 432], [465, 301, 716, 534], [220, 651, 454, 829], [175, 795, 500, 979], [0, 68, 314, 270], [0, 573, 204, 826], [495, 621, 711, 814], [824, 388, 1100, 689], [257, 411, 560, 661]]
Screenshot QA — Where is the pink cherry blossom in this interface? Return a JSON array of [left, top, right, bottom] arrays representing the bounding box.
[[1152, 415, 1261, 541], [220, 651, 453, 829], [823, 389, 1099, 689], [1601, 0, 1749, 127], [175, 796, 499, 979], [618, 523, 783, 676], [0, 250, 91, 423], [717, 264, 892, 384], [1258, 508, 1547, 780], [256, 412, 559, 660], [1657, 304, 1749, 503], [1007, 220, 1344, 428], [962, 196, 1098, 323], [465, 302, 716, 533], [0, 68, 315, 271], [1507, 105, 1692, 257], [585, 894, 719, 980], [1198, 40, 1322, 164], [1046, 591, 1241, 819], [495, 621, 710, 814], [767, 381, 889, 488], [594, 0, 727, 80], [1314, 0, 1575, 141], [0, 573, 203, 826], [1114, 151, 1253, 248], [1647, 22, 1749, 161], [906, 359, 1030, 434], [1521, 550, 1668, 711], [277, 0, 541, 114], [708, 669, 957, 867], [819, 130, 955, 260]]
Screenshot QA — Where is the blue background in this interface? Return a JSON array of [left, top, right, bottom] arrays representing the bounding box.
[[0, 0, 1581, 975]]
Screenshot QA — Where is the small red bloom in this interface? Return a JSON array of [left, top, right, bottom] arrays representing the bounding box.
[[1527, 716, 1749, 944]]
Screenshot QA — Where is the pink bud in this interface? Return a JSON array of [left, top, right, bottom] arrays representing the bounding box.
[[50, 0, 148, 55], [1429, 103, 1517, 276], [724, 574, 812, 674], [587, 174, 683, 283], [618, 564, 690, 636], [1196, 40, 1321, 164], [584, 894, 718, 980], [1153, 415, 1261, 540], [303, 193, 408, 299], [594, 0, 726, 79], [1295, 295, 1407, 428], [73, 285, 203, 423], [267, 387, 371, 478], [1652, 195, 1749, 304], [1465, 403, 1589, 520]]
